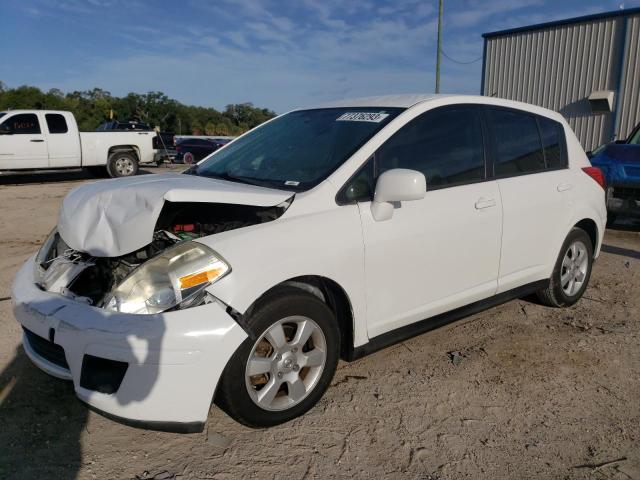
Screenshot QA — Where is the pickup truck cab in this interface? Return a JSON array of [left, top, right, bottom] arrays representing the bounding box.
[[0, 110, 157, 177]]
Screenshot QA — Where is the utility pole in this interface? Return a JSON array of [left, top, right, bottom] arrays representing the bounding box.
[[435, 0, 443, 94]]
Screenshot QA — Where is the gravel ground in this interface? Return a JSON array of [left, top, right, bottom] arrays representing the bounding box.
[[0, 167, 638, 480]]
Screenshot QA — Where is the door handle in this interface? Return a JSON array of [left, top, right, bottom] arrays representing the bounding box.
[[137, 132, 149, 135], [557, 183, 573, 192], [475, 198, 496, 210], [30, 139, 45, 142]]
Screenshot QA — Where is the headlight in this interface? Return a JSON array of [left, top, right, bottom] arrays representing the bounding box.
[[103, 242, 230, 315]]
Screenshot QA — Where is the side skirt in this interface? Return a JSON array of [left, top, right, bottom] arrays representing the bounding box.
[[347, 279, 549, 361]]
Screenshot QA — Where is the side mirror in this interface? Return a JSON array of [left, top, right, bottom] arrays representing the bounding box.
[[0, 123, 11, 135], [371, 168, 426, 221]]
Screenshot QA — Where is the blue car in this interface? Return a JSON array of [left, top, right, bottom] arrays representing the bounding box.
[[589, 122, 640, 223]]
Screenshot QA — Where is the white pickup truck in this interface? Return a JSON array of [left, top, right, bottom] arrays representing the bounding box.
[[0, 110, 158, 177]]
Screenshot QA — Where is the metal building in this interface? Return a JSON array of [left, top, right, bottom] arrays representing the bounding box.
[[481, 7, 640, 152]]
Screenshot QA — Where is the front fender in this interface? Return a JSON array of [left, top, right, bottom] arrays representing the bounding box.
[[198, 203, 369, 347]]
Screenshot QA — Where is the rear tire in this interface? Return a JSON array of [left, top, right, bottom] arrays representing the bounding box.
[[106, 151, 138, 178], [215, 288, 340, 428], [536, 227, 593, 307]]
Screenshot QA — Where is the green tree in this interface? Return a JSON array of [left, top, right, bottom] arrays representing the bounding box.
[[0, 82, 276, 134]]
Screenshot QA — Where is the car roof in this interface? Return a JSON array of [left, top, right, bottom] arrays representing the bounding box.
[[301, 94, 566, 123]]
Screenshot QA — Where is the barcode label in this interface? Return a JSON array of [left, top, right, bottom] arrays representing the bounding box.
[[336, 112, 390, 123]]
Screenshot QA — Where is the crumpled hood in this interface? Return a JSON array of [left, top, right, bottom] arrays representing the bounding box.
[[58, 173, 292, 257]]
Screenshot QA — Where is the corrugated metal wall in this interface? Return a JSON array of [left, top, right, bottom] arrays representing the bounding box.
[[617, 14, 640, 141], [483, 13, 640, 151]]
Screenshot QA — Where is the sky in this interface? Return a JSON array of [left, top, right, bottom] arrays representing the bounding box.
[[1, 0, 638, 113]]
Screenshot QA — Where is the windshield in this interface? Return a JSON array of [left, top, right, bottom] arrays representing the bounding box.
[[187, 107, 403, 191], [629, 125, 640, 145], [0, 112, 5, 121]]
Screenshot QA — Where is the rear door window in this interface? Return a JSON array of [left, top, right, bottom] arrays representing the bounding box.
[[45, 114, 68, 134], [488, 108, 545, 176], [2, 113, 41, 134]]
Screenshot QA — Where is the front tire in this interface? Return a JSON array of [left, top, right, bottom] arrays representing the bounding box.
[[106, 151, 139, 178], [536, 227, 594, 307], [215, 288, 340, 428]]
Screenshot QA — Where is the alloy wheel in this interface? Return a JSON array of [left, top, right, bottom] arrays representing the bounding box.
[[560, 239, 589, 296], [245, 316, 327, 411]]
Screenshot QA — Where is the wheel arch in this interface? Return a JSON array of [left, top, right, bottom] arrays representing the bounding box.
[[108, 145, 141, 162], [242, 275, 356, 361], [574, 218, 599, 256]]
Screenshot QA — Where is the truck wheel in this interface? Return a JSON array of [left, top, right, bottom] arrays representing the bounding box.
[[215, 288, 340, 428], [107, 152, 138, 178]]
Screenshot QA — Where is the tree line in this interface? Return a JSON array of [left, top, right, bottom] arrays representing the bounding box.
[[0, 81, 276, 135]]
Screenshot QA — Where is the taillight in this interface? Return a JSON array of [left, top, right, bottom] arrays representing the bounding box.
[[582, 167, 605, 189]]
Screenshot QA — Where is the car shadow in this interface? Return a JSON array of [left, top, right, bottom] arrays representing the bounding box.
[[600, 244, 640, 260], [0, 345, 87, 479], [1, 291, 168, 478]]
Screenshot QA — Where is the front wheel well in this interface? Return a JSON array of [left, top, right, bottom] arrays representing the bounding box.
[[574, 218, 598, 254], [246, 276, 355, 361]]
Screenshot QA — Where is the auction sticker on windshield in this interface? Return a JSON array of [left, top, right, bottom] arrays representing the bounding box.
[[336, 112, 390, 123]]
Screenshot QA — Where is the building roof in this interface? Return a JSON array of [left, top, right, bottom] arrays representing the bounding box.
[[482, 6, 640, 39]]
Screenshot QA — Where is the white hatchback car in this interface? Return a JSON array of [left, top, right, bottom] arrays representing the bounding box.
[[12, 95, 606, 432]]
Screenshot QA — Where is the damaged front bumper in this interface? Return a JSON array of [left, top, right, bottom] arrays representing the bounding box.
[[12, 255, 247, 433]]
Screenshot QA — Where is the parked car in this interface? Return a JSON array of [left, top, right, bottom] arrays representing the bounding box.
[[12, 95, 606, 432], [175, 137, 231, 164], [0, 110, 159, 177], [589, 122, 640, 223], [97, 120, 176, 165]]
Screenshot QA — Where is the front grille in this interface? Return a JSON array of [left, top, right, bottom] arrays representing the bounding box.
[[23, 328, 69, 370]]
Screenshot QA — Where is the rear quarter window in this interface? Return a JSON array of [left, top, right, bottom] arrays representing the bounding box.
[[45, 113, 68, 134], [537, 116, 567, 169]]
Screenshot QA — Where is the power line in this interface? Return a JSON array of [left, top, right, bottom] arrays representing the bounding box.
[[441, 49, 483, 64]]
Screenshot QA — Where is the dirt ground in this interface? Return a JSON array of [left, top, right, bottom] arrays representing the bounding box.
[[0, 167, 638, 480]]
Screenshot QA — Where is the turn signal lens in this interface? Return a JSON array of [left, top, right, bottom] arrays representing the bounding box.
[[179, 268, 224, 289]]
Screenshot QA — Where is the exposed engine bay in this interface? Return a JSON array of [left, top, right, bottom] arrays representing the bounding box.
[[38, 200, 291, 307]]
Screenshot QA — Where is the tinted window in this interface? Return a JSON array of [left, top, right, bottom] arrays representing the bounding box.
[[339, 158, 375, 203], [2, 113, 41, 134], [376, 106, 485, 189], [191, 107, 403, 191], [45, 113, 68, 134], [489, 109, 545, 176], [537, 116, 566, 169]]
